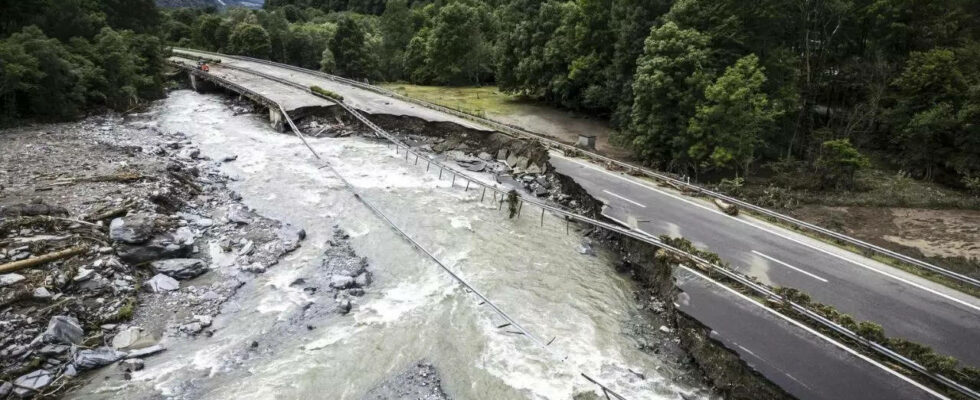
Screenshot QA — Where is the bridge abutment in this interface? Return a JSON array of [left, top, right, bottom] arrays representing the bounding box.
[[269, 108, 285, 132], [188, 72, 215, 93]]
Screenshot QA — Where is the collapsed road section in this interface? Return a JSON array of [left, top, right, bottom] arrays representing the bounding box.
[[165, 50, 965, 400]]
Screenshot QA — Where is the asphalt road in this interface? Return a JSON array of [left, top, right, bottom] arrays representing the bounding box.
[[167, 50, 978, 399], [550, 155, 980, 368], [676, 267, 943, 400]]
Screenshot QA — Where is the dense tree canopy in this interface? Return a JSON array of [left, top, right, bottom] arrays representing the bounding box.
[[3, 0, 978, 190], [0, 0, 169, 124]]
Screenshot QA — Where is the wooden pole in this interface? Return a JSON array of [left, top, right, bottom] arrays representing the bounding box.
[[0, 246, 86, 274]]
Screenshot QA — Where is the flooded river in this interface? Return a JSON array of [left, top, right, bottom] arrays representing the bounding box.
[[72, 91, 708, 399]]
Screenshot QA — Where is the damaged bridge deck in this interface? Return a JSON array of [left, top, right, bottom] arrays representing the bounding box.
[[170, 58, 336, 130]]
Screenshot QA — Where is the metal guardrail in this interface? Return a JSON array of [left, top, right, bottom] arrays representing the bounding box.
[[171, 48, 980, 291], [168, 55, 979, 399]]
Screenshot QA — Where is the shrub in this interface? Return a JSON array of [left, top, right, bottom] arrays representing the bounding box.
[[815, 139, 870, 190], [310, 85, 344, 101]]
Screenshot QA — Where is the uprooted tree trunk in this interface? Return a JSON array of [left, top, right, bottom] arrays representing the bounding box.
[[0, 246, 87, 274]]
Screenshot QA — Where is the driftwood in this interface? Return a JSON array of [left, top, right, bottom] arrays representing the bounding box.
[[713, 198, 739, 216], [168, 171, 202, 193], [52, 172, 144, 186], [0, 246, 86, 274], [86, 205, 130, 222]]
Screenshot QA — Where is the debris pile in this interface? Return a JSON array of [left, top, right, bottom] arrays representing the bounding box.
[[0, 113, 305, 398]]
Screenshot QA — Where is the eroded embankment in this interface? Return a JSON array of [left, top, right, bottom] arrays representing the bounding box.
[[350, 110, 792, 399]]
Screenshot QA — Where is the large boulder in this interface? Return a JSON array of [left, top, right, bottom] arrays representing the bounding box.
[[12, 369, 52, 393], [109, 215, 157, 244], [278, 225, 306, 253], [329, 275, 355, 289], [0, 273, 26, 288], [111, 326, 156, 350], [150, 259, 208, 280], [42, 316, 84, 345], [117, 233, 192, 264], [143, 274, 180, 292], [74, 347, 126, 371]]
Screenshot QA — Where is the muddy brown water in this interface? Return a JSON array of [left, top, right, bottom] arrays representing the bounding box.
[[68, 90, 709, 400]]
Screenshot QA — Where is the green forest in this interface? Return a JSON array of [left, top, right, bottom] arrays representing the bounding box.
[[2, 0, 979, 193]]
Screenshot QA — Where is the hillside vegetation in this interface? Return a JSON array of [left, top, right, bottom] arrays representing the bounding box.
[[3, 0, 978, 197], [0, 0, 169, 124], [161, 0, 980, 196]]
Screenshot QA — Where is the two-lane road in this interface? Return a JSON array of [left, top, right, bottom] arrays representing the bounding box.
[[551, 155, 980, 367]]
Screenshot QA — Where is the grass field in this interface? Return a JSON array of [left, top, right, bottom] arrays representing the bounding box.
[[380, 83, 522, 117]]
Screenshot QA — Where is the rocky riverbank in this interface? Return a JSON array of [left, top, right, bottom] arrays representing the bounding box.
[[0, 112, 305, 398]]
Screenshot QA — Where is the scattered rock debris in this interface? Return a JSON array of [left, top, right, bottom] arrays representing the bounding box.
[[362, 361, 450, 400], [0, 111, 305, 398]]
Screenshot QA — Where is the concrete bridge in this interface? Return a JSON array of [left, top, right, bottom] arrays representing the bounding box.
[[173, 57, 335, 132]]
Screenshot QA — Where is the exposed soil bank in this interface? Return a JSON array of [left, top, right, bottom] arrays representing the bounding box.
[[787, 205, 980, 279], [557, 177, 792, 400]]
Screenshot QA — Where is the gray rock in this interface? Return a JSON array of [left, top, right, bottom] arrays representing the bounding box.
[[43, 316, 83, 345], [497, 149, 508, 161], [177, 212, 214, 228], [329, 275, 355, 289], [194, 315, 212, 327], [111, 326, 155, 350], [278, 225, 306, 252], [125, 344, 165, 359], [144, 274, 179, 292], [118, 358, 144, 372], [478, 152, 493, 161], [13, 370, 51, 393], [63, 364, 78, 377], [74, 347, 126, 370], [75, 273, 109, 291], [462, 160, 486, 172], [38, 344, 69, 357], [354, 272, 371, 288], [109, 215, 156, 244], [221, 154, 238, 162], [180, 322, 203, 334], [117, 233, 192, 264], [337, 299, 352, 314], [0, 381, 11, 397], [226, 206, 251, 225], [150, 259, 208, 280], [73, 268, 95, 282], [240, 263, 266, 273], [0, 273, 26, 288], [172, 227, 196, 246]]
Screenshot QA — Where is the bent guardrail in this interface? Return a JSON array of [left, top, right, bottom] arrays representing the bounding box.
[[171, 47, 980, 291]]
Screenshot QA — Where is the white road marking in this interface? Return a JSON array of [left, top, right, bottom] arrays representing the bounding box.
[[556, 155, 980, 312], [601, 190, 646, 208], [737, 345, 762, 360], [680, 266, 950, 400], [753, 250, 829, 283]]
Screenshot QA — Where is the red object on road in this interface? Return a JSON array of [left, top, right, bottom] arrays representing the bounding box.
[[201, 64, 210, 72]]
